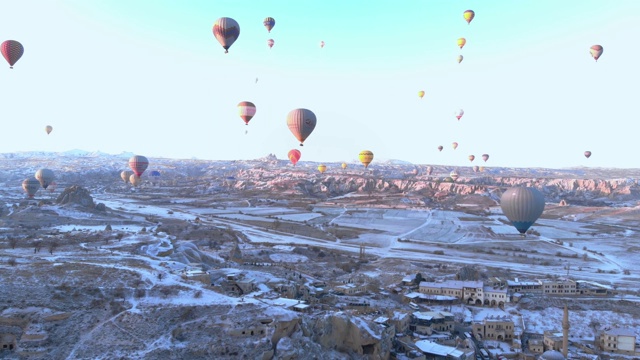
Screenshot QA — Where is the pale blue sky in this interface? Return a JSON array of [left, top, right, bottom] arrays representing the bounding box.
[[0, 1, 638, 169]]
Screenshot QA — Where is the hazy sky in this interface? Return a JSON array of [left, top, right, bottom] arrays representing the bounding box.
[[0, 1, 638, 169]]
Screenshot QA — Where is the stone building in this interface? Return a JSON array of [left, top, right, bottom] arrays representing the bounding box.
[[419, 280, 484, 305], [541, 278, 576, 296], [598, 327, 637, 354], [410, 311, 454, 335], [472, 316, 515, 342]]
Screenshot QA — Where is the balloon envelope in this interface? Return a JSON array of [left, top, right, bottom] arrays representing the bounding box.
[[359, 150, 374, 168], [1, 40, 24, 68], [450, 170, 459, 181], [129, 155, 149, 177], [500, 187, 546, 234], [129, 174, 141, 187], [468, 155, 475, 162], [437, 145, 443, 152], [35, 168, 54, 189], [45, 125, 53, 135], [317, 164, 327, 173], [457, 55, 463, 64], [482, 154, 489, 162], [22, 178, 40, 198], [584, 151, 592, 159], [288, 149, 301, 165], [463, 10, 475, 24], [418, 90, 425, 99], [286, 108, 317, 146], [238, 101, 256, 125], [454, 109, 464, 120], [452, 142, 458, 150], [589, 45, 603, 61], [320, 41, 325, 48], [213, 17, 240, 53], [341, 162, 347, 169], [121, 170, 133, 183], [457, 38, 466, 49], [267, 39, 274, 49], [263, 17, 275, 32]]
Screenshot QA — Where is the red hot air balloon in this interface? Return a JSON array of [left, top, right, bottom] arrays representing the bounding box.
[[1, 40, 24, 69], [589, 45, 603, 62], [288, 149, 301, 165], [128, 155, 149, 177], [237, 101, 256, 125], [213, 17, 240, 54]]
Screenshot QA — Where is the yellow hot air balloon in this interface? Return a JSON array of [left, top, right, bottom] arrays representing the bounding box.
[[418, 90, 425, 99], [317, 164, 327, 173], [45, 125, 53, 135], [359, 150, 374, 168], [341, 162, 347, 170], [457, 38, 466, 49], [463, 10, 475, 24]]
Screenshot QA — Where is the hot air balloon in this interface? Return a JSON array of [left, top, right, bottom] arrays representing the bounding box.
[[479, 166, 485, 172], [457, 38, 466, 49], [584, 151, 592, 159], [238, 101, 256, 125], [454, 109, 464, 120], [426, 166, 433, 175], [341, 162, 347, 170], [457, 55, 463, 64], [468, 155, 475, 162], [45, 125, 53, 135], [121, 170, 133, 183], [267, 39, 274, 49], [452, 142, 458, 150], [500, 187, 545, 235], [22, 178, 40, 198], [1, 40, 24, 69], [320, 41, 325, 48], [129, 155, 149, 177], [35, 168, 54, 189], [288, 149, 301, 166], [359, 150, 374, 168], [213, 17, 240, 54], [450, 170, 459, 182], [317, 164, 327, 173], [589, 45, 603, 62], [463, 10, 475, 24], [472, 165, 479, 173], [482, 154, 489, 162], [437, 145, 444, 152], [418, 90, 425, 99], [263, 17, 275, 33], [130, 174, 141, 187], [150, 170, 161, 178], [286, 108, 317, 146]]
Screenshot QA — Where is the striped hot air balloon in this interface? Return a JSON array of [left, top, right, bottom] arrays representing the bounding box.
[[589, 45, 603, 62], [263, 17, 275, 33], [1, 40, 24, 69], [359, 150, 374, 168], [288, 149, 301, 165], [128, 155, 149, 177], [286, 108, 317, 146], [238, 101, 256, 125], [457, 38, 466, 49], [213, 17, 240, 53], [463, 10, 475, 24], [500, 187, 545, 235]]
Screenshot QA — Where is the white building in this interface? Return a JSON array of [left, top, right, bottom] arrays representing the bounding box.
[[599, 327, 637, 354]]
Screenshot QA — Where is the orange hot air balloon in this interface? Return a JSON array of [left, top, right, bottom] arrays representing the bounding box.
[[437, 145, 443, 152], [317, 164, 327, 173], [463, 10, 475, 24], [341, 162, 347, 170], [237, 101, 256, 125], [457, 38, 466, 49], [418, 90, 425, 99], [584, 151, 592, 159], [452, 142, 458, 150], [468, 155, 475, 162], [589, 45, 603, 62], [288, 149, 301, 165]]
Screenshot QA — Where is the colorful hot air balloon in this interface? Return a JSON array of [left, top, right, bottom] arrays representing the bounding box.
[[317, 164, 327, 173], [150, 170, 161, 178], [288, 149, 301, 165], [452, 142, 458, 150], [286, 108, 317, 146], [22, 178, 40, 198], [121, 170, 133, 183], [463, 10, 475, 24], [1, 40, 24, 69], [45, 125, 53, 135], [238, 101, 256, 125], [468, 155, 475, 162], [584, 151, 592, 159], [457, 38, 466, 49], [454, 109, 464, 120], [418, 90, 425, 99], [359, 150, 374, 168], [128, 155, 149, 177], [450, 170, 459, 182], [320, 41, 325, 48], [589, 45, 603, 62], [213, 17, 240, 54], [341, 162, 347, 170], [263, 17, 275, 33], [437, 145, 444, 152], [482, 154, 489, 162], [129, 174, 141, 187], [267, 39, 274, 49], [35, 168, 54, 189], [457, 55, 463, 64], [500, 187, 545, 235]]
